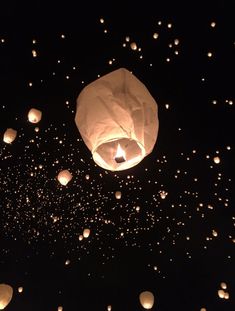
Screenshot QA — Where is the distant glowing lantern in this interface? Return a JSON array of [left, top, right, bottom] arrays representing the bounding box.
[[57, 170, 72, 186], [18, 287, 23, 293], [107, 305, 112, 311], [115, 191, 122, 199], [224, 292, 229, 299], [200, 308, 207, 311], [0, 284, 13, 310], [218, 289, 225, 299], [65, 259, 70, 265], [58, 306, 63, 311], [213, 156, 220, 164], [160, 190, 168, 199], [75, 68, 159, 171], [212, 230, 218, 237], [153, 33, 159, 39], [139, 291, 154, 309], [79, 234, 83, 241], [220, 282, 227, 290], [28, 108, 42, 123], [3, 128, 17, 144], [130, 42, 137, 50], [83, 228, 90, 238]]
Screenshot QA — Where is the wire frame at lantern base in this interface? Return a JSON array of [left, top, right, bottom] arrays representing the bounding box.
[[92, 137, 145, 171]]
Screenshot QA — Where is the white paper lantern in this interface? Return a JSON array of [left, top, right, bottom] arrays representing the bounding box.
[[83, 228, 90, 238], [75, 68, 159, 171], [0, 284, 13, 310], [115, 191, 122, 199], [57, 170, 72, 186], [28, 108, 42, 123], [58, 306, 63, 311], [220, 282, 227, 290], [139, 291, 154, 309], [107, 305, 112, 311], [17, 286, 23, 293], [218, 289, 225, 298], [3, 128, 17, 144]]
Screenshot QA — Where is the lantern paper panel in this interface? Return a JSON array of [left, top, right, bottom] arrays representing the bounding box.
[[0, 284, 13, 310], [75, 68, 159, 171]]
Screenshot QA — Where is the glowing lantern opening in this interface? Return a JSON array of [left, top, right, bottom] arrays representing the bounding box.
[[0, 284, 13, 310], [3, 128, 17, 144], [57, 170, 72, 186], [75, 68, 159, 171], [28, 108, 42, 123], [139, 291, 154, 309], [114, 143, 126, 163]]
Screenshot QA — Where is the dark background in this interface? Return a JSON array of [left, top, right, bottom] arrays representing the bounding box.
[[0, 1, 234, 310]]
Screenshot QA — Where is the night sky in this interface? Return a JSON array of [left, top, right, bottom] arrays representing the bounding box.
[[0, 1, 234, 310]]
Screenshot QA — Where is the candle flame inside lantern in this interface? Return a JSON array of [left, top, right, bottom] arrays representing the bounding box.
[[114, 143, 126, 163]]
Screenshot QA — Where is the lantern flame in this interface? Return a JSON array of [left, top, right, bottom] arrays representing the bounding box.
[[114, 144, 126, 163]]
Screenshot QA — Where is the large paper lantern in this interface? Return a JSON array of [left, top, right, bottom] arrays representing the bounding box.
[[75, 68, 159, 171], [28, 108, 42, 123], [3, 128, 17, 144], [0, 284, 13, 310], [139, 291, 154, 309]]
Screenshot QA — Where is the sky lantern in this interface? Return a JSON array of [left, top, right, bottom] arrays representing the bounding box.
[[3, 128, 17, 144], [220, 282, 227, 290], [83, 228, 90, 238], [218, 289, 225, 298], [75, 68, 159, 171], [28, 108, 42, 123], [57, 170, 72, 186], [58, 307, 63, 311], [0, 284, 13, 310], [213, 156, 220, 164], [115, 191, 122, 199], [139, 291, 154, 309], [17, 287, 23, 293]]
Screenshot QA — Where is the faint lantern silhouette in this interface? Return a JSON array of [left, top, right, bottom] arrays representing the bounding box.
[[3, 128, 17, 144], [17, 287, 23, 293], [65, 259, 70, 266], [107, 305, 112, 311], [28, 108, 42, 123], [0, 284, 13, 310], [79, 234, 83, 241], [115, 191, 122, 199], [75, 68, 159, 171], [139, 291, 154, 309], [83, 228, 90, 238], [57, 170, 72, 186], [58, 306, 63, 311]]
